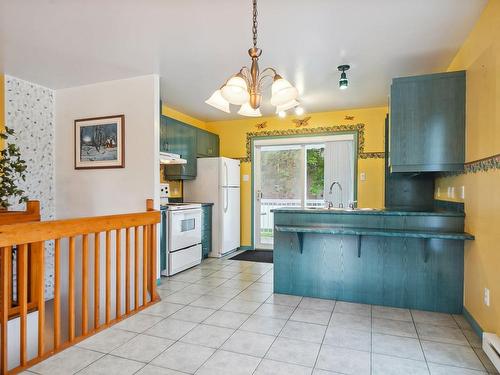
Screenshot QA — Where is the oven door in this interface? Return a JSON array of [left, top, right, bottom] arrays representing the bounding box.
[[168, 208, 202, 252]]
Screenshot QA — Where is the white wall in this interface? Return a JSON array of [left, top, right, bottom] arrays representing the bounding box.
[[54, 75, 160, 332], [55, 75, 160, 217]]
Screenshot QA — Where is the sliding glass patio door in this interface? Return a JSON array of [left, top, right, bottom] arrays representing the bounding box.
[[253, 135, 354, 249]]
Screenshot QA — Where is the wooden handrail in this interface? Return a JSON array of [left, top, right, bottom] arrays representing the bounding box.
[[0, 201, 41, 226], [0, 210, 159, 247], [0, 199, 160, 375]]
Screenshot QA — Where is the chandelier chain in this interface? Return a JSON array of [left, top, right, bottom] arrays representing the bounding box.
[[252, 0, 258, 47]]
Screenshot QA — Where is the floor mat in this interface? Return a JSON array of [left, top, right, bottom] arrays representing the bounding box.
[[229, 250, 273, 263]]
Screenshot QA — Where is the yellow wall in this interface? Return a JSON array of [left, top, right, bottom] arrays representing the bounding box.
[[162, 104, 207, 130], [436, 0, 500, 334], [206, 106, 387, 247]]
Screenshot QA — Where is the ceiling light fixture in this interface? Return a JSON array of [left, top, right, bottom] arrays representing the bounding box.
[[205, 0, 299, 117], [338, 65, 350, 90]]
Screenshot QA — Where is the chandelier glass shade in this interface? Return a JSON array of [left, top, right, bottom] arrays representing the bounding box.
[[204, 89, 231, 113], [275, 99, 300, 113], [238, 102, 262, 117], [205, 0, 299, 117]]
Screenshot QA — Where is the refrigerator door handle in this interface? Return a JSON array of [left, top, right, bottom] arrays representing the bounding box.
[[223, 188, 229, 213], [224, 161, 228, 187]]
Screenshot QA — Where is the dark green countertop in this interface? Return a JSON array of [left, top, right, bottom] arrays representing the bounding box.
[[275, 224, 474, 241], [271, 207, 465, 217]]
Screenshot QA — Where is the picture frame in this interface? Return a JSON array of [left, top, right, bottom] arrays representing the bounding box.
[[74, 115, 125, 169]]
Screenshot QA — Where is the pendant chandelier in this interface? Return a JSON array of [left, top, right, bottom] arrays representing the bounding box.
[[205, 0, 300, 117]]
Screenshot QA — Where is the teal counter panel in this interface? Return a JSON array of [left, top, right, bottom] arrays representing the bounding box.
[[273, 210, 470, 314]]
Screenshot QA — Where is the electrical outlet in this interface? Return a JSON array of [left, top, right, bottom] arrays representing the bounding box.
[[360, 172, 366, 181], [484, 288, 490, 307], [242, 174, 249, 182]]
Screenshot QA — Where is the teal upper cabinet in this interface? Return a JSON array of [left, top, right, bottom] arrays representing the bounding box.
[[196, 128, 219, 157], [160, 115, 220, 179], [389, 71, 465, 173], [161, 116, 197, 179]]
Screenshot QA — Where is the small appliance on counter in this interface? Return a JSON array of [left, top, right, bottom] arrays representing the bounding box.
[[184, 157, 240, 257], [160, 183, 170, 206], [160, 201, 202, 276]]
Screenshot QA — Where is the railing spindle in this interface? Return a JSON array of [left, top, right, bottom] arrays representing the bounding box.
[[68, 237, 75, 341], [53, 238, 61, 349], [1, 247, 10, 374], [18, 244, 28, 366], [37, 241, 45, 356], [150, 224, 157, 301], [115, 229, 121, 319], [82, 234, 89, 335], [142, 225, 148, 306], [0, 200, 160, 374], [105, 231, 111, 324], [94, 233, 100, 330], [134, 226, 139, 309], [125, 228, 131, 314]]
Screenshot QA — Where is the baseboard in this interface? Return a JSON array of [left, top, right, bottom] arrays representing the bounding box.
[[463, 307, 483, 338], [238, 246, 254, 250]]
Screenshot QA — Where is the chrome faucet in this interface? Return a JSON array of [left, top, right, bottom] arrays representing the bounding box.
[[328, 181, 343, 208]]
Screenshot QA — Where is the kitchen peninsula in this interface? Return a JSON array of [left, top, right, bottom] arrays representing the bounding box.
[[272, 207, 474, 314]]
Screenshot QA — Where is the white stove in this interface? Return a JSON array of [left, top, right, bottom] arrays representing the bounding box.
[[162, 202, 202, 276], [161, 202, 202, 210]]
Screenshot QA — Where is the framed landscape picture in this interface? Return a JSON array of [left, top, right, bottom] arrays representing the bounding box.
[[74, 115, 125, 169]]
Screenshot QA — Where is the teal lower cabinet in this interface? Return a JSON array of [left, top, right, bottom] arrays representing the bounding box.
[[201, 203, 213, 258], [272, 209, 474, 314]]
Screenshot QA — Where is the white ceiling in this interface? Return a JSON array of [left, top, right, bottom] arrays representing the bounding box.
[[0, 0, 487, 121]]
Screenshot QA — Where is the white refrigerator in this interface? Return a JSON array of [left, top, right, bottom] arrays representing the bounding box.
[[184, 157, 240, 257]]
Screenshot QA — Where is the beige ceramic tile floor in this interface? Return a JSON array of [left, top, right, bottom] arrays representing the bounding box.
[[24, 254, 498, 375]]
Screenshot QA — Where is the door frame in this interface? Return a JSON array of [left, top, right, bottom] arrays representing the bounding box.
[[251, 131, 358, 249]]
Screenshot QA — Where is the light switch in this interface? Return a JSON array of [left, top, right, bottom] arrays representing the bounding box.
[[360, 172, 366, 181], [242, 174, 249, 182], [460, 186, 465, 199], [437, 187, 441, 198]]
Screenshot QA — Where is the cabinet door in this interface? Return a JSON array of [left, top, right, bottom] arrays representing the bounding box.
[[196, 130, 210, 157], [164, 117, 197, 179], [159, 116, 169, 153], [390, 71, 465, 172], [197, 130, 220, 157], [208, 133, 220, 157]]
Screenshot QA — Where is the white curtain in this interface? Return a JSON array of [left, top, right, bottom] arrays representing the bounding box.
[[323, 140, 355, 207]]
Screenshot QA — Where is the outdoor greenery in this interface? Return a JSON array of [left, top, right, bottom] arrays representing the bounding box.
[[260, 146, 325, 199], [307, 147, 324, 197], [261, 149, 301, 198], [0, 126, 28, 209]]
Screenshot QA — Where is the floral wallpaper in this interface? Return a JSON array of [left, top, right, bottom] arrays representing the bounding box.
[[5, 75, 55, 299]]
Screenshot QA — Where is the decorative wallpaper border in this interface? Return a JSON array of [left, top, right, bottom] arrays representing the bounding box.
[[443, 153, 500, 176], [237, 123, 385, 162]]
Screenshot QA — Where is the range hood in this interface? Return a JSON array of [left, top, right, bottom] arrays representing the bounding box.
[[159, 152, 187, 165]]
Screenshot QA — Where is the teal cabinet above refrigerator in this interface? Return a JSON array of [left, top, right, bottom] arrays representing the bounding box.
[[389, 71, 465, 173]]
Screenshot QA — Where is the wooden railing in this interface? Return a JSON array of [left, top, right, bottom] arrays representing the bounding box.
[[0, 200, 160, 374], [0, 202, 43, 322]]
